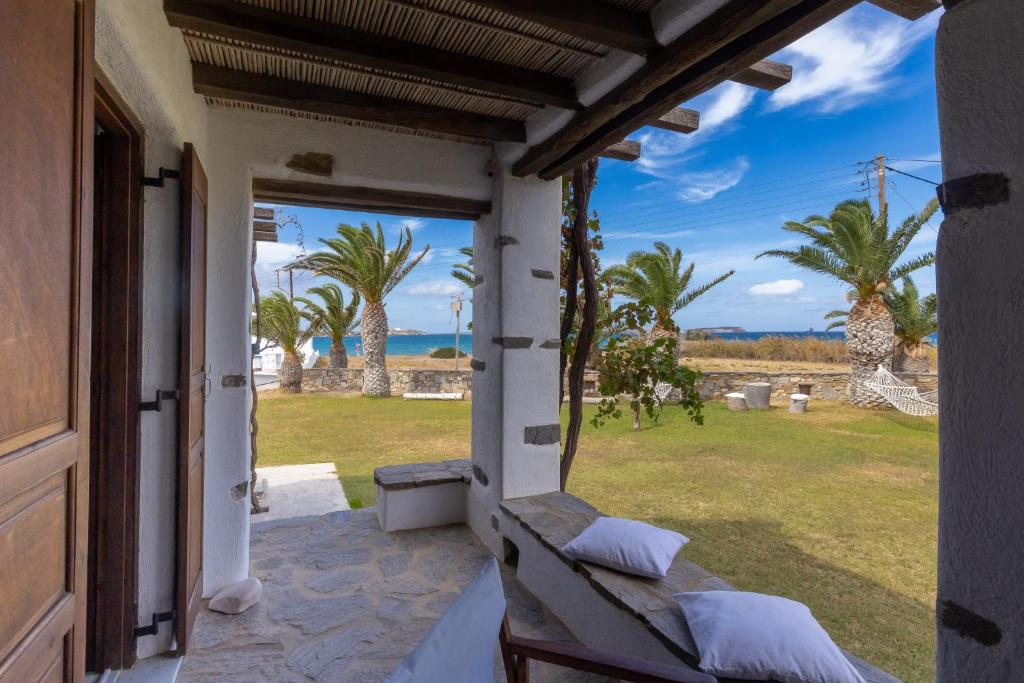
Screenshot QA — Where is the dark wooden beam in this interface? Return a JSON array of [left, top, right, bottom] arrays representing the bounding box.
[[459, 0, 658, 54], [192, 64, 526, 143], [867, 0, 941, 20], [598, 140, 640, 162], [253, 207, 274, 220], [253, 220, 276, 232], [514, 0, 858, 179], [165, 0, 579, 109], [252, 178, 492, 221], [732, 59, 793, 90], [253, 230, 278, 243], [651, 108, 699, 134]]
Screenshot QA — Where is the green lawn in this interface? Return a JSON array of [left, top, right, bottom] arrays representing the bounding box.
[[256, 393, 938, 682]]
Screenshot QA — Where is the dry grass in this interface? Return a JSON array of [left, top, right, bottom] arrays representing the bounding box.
[[256, 395, 938, 682], [683, 357, 849, 372], [342, 354, 473, 370], [682, 336, 849, 364]]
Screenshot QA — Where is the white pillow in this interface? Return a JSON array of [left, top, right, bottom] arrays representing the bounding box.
[[676, 591, 865, 683], [386, 557, 506, 682], [208, 577, 262, 614], [562, 516, 688, 578]]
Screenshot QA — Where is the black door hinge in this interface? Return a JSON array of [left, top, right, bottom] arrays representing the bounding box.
[[141, 167, 181, 187], [134, 610, 176, 639], [138, 389, 180, 412]]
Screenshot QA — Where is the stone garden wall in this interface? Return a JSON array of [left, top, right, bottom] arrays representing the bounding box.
[[301, 368, 473, 396], [301, 367, 937, 404]]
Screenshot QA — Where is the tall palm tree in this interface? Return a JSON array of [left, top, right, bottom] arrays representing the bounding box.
[[297, 284, 360, 368], [303, 222, 428, 397], [450, 246, 475, 288], [256, 290, 320, 393], [604, 242, 734, 342], [758, 198, 938, 405]]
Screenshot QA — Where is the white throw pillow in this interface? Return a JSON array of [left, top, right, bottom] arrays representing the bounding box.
[[386, 557, 506, 682], [676, 591, 865, 683], [208, 577, 262, 615], [562, 516, 688, 578]]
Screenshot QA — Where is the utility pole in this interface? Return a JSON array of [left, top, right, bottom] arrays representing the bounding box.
[[451, 294, 463, 371], [876, 153, 887, 218], [288, 268, 294, 301]]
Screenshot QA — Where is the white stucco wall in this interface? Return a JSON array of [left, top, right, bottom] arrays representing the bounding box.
[[934, 1, 1024, 679], [469, 164, 562, 552], [95, 0, 211, 658]]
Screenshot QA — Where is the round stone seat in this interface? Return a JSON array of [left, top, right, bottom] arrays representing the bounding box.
[[725, 392, 748, 411], [789, 393, 810, 413]]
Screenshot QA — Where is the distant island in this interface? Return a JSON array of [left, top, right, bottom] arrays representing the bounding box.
[[389, 327, 426, 336], [687, 326, 746, 335]]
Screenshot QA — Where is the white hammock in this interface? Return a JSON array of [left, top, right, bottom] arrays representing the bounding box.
[[864, 365, 938, 417], [654, 382, 674, 404]]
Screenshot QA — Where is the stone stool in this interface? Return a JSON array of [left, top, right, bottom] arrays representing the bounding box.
[[744, 382, 772, 409], [789, 393, 810, 413], [726, 392, 748, 411]]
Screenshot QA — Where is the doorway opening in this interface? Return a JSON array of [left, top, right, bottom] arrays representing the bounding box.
[[86, 76, 145, 674]]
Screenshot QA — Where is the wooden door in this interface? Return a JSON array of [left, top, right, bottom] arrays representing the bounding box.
[[0, 1, 94, 682], [176, 144, 208, 655]]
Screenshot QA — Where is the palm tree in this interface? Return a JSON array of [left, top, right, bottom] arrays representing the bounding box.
[[886, 276, 937, 372], [758, 198, 938, 405], [450, 246, 474, 288], [604, 242, 734, 342], [303, 222, 428, 397], [297, 283, 360, 369], [255, 290, 320, 393]]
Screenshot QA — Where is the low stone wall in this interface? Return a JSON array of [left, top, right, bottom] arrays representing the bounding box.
[[691, 371, 937, 402], [301, 367, 937, 404], [300, 367, 473, 396]]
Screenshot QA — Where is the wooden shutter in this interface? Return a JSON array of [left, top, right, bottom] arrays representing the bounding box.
[[0, 1, 94, 682], [176, 143, 207, 655]]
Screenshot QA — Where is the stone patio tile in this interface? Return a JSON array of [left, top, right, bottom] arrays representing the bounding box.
[[178, 509, 607, 683]]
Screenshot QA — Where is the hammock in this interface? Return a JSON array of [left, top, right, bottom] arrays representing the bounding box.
[[654, 382, 674, 404], [865, 365, 938, 416]]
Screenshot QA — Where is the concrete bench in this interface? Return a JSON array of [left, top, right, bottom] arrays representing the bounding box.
[[374, 459, 471, 532], [499, 492, 898, 683]]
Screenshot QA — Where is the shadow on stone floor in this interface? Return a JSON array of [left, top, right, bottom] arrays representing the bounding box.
[[177, 509, 611, 683]]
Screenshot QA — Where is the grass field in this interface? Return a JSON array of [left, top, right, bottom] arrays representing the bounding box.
[[256, 393, 938, 682]]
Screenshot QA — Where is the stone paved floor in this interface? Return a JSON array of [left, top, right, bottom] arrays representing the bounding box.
[[178, 509, 608, 682]]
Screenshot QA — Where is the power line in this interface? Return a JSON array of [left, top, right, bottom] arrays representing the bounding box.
[[884, 165, 939, 186]]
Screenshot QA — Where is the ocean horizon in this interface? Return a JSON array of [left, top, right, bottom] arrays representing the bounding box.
[[311, 330, 937, 357]]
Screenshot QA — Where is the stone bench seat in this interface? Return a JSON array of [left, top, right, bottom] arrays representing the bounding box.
[[500, 491, 899, 683], [374, 460, 472, 531]]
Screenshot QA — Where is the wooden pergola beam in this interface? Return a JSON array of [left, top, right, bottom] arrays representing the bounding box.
[[732, 59, 793, 90], [253, 230, 278, 243], [651, 107, 700, 134], [253, 207, 274, 220], [867, 0, 942, 20], [459, 0, 658, 54], [599, 140, 641, 162], [514, 0, 859, 179], [252, 179, 492, 221], [165, 0, 580, 109], [192, 64, 526, 143]]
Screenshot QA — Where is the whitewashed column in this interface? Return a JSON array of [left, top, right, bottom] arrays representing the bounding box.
[[469, 163, 562, 550], [934, 1, 1024, 679]]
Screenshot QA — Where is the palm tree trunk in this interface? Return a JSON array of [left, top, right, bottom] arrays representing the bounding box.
[[894, 341, 930, 373], [361, 301, 391, 397], [279, 352, 303, 393], [329, 340, 349, 369], [846, 297, 894, 406]]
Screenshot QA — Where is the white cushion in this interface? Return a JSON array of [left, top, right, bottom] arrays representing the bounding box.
[[675, 591, 865, 683], [791, 393, 810, 400], [386, 557, 506, 682], [725, 392, 746, 398], [562, 516, 688, 578], [208, 577, 262, 615]]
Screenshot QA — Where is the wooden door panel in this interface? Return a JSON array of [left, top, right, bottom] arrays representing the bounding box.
[[0, 1, 93, 681], [0, 0, 76, 457], [176, 144, 207, 655]]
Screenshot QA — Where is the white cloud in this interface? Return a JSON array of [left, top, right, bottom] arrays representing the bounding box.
[[604, 228, 694, 242], [676, 158, 750, 203], [404, 280, 463, 296], [392, 218, 427, 233], [701, 82, 757, 131], [768, 9, 939, 113], [749, 279, 806, 296]]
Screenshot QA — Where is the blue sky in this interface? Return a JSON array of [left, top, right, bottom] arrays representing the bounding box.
[[256, 5, 942, 334]]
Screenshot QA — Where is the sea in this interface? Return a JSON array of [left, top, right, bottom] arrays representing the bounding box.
[[312, 330, 936, 357]]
